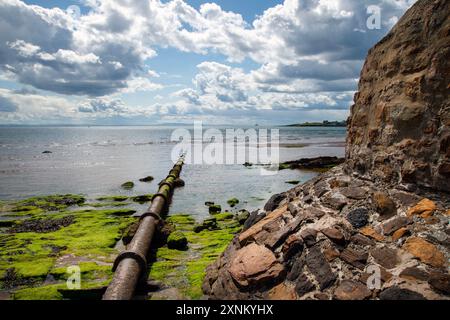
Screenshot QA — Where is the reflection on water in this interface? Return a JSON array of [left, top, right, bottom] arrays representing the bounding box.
[[0, 125, 346, 220]]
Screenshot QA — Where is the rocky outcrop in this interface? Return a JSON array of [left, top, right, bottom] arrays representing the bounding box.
[[345, 0, 450, 192], [203, 0, 450, 300]]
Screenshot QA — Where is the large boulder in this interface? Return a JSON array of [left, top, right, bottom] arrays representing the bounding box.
[[345, 0, 450, 192]]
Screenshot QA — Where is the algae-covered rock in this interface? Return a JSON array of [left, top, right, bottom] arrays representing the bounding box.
[[236, 210, 250, 225], [167, 231, 188, 250], [286, 180, 300, 185], [96, 195, 128, 202], [208, 205, 221, 215], [205, 201, 214, 206], [131, 194, 153, 204], [139, 176, 154, 183], [121, 181, 134, 190], [227, 198, 239, 207]]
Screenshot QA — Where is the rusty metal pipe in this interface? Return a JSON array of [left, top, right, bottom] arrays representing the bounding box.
[[103, 157, 184, 300]]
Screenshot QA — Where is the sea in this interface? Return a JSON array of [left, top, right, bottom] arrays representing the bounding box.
[[0, 125, 346, 220]]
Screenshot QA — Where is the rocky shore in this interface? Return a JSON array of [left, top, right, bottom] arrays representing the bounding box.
[[202, 0, 450, 300]]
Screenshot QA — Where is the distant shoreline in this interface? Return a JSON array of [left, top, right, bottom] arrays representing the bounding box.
[[284, 120, 347, 127]]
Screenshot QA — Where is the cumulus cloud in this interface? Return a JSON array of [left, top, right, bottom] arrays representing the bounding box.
[[0, 0, 417, 123], [0, 95, 18, 112]]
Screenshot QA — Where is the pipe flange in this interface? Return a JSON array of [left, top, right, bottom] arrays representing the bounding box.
[[167, 173, 178, 180], [159, 181, 173, 190], [139, 210, 161, 221], [112, 250, 147, 274], [152, 192, 168, 203]]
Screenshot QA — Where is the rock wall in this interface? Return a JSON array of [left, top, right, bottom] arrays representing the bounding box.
[[203, 0, 450, 300], [345, 0, 450, 192]]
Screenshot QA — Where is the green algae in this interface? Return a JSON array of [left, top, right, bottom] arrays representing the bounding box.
[[148, 213, 241, 299], [121, 181, 134, 190], [0, 195, 137, 299], [227, 198, 239, 207], [96, 195, 129, 202], [131, 194, 153, 204]]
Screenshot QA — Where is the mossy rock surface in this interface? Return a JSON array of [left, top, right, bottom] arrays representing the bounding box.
[[139, 176, 154, 183], [148, 213, 241, 299], [208, 204, 221, 215], [167, 231, 188, 250], [227, 198, 239, 207], [0, 194, 136, 299], [96, 195, 129, 202], [286, 180, 300, 185], [131, 194, 153, 204], [121, 181, 135, 190]]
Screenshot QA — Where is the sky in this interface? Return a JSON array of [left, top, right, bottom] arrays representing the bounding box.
[[0, 0, 417, 125]]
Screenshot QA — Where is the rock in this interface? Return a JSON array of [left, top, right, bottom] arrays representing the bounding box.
[[428, 272, 450, 295], [379, 287, 426, 300], [370, 247, 400, 269], [334, 280, 372, 300], [268, 283, 296, 300], [282, 235, 304, 261], [264, 193, 286, 211], [209, 204, 221, 215], [243, 209, 266, 231], [286, 180, 300, 185], [407, 198, 437, 218], [287, 254, 306, 281], [228, 243, 284, 287], [372, 192, 396, 217], [323, 246, 340, 262], [346, 208, 369, 228], [403, 237, 446, 268], [287, 203, 299, 216], [167, 231, 188, 250], [236, 210, 250, 225], [295, 274, 315, 297], [131, 194, 153, 203], [360, 226, 384, 242], [121, 181, 134, 190], [227, 197, 239, 208], [340, 247, 368, 270], [205, 201, 215, 206], [280, 157, 344, 171], [314, 182, 329, 198], [399, 267, 429, 281], [122, 221, 140, 245], [321, 227, 346, 245], [350, 234, 375, 247], [340, 187, 367, 200], [321, 193, 347, 211], [392, 227, 410, 241], [139, 176, 154, 182], [299, 228, 317, 247], [42, 150, 52, 154], [306, 245, 336, 290], [173, 178, 185, 187], [307, 207, 326, 218], [381, 216, 412, 235], [194, 217, 218, 233], [264, 216, 304, 250]]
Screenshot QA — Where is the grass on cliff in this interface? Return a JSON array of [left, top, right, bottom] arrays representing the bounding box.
[[148, 213, 241, 299]]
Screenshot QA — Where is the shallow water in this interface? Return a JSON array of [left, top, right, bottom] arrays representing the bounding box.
[[0, 125, 346, 219]]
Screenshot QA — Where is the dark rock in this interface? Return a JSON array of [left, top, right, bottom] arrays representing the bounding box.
[[208, 204, 221, 215], [350, 234, 375, 247], [131, 194, 153, 203], [381, 216, 412, 235], [264, 193, 286, 211], [139, 176, 154, 182], [243, 209, 266, 231], [370, 247, 400, 269], [295, 274, 315, 297], [428, 272, 450, 295], [173, 178, 185, 188], [264, 216, 304, 250], [42, 150, 52, 154], [346, 208, 369, 228], [340, 247, 368, 270], [321, 194, 347, 211], [281, 157, 345, 170], [205, 201, 215, 206], [9, 216, 75, 233], [287, 203, 299, 216], [299, 228, 317, 247], [379, 287, 426, 300], [306, 245, 336, 290], [340, 187, 367, 200], [307, 207, 326, 218], [321, 227, 346, 245], [282, 235, 304, 262], [314, 182, 329, 198], [399, 267, 429, 281]]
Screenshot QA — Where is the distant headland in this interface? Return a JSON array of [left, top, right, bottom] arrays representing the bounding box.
[[284, 120, 347, 127]]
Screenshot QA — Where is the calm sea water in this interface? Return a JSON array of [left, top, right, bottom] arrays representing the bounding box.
[[0, 126, 346, 220]]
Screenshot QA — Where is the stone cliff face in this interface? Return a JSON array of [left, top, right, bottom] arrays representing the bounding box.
[[203, 0, 450, 300], [345, 0, 450, 192]]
